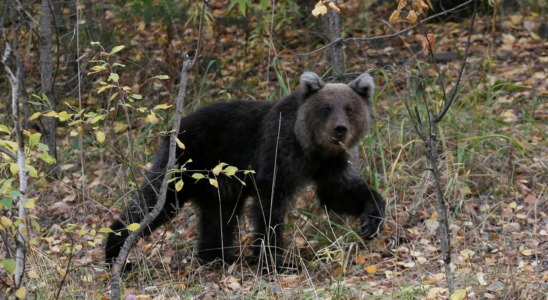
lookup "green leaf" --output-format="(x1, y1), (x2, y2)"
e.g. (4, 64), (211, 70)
(109, 45), (125, 55)
(9, 190), (22, 197)
(153, 103), (171, 110)
(98, 227), (115, 233)
(224, 166), (238, 176)
(109, 73), (120, 82)
(131, 94), (143, 100)
(0, 198), (13, 210)
(192, 173), (205, 180)
(29, 112), (42, 121)
(1, 259), (15, 274)
(9, 163), (18, 174)
(154, 75), (169, 80)
(39, 152), (57, 164)
(31, 219), (41, 231)
(26, 164), (38, 178)
(213, 163), (227, 176)
(112, 63), (126, 67)
(127, 223), (140, 231)
(244, 170), (256, 175)
(29, 133), (41, 147)
(37, 143), (50, 152)
(42, 94), (51, 106)
(175, 180), (184, 192)
(0, 125), (11, 134)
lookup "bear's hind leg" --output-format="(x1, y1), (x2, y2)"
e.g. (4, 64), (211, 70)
(196, 195), (245, 265)
(105, 182), (188, 268)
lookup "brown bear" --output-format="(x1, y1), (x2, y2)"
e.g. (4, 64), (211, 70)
(105, 71), (385, 271)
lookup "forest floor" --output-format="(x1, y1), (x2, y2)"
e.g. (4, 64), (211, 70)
(2, 0), (548, 299)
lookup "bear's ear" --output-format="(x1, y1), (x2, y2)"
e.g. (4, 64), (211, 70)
(300, 72), (325, 94)
(349, 73), (375, 106)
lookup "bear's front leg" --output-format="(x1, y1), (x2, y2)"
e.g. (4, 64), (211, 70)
(315, 166), (385, 239)
(250, 180), (293, 272)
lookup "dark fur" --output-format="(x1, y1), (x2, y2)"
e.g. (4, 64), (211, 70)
(105, 72), (385, 270)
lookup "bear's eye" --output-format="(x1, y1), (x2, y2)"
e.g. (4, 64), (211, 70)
(346, 108), (353, 115)
(322, 107), (331, 115)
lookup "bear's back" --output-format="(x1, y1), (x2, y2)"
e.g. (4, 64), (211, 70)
(177, 100), (273, 170)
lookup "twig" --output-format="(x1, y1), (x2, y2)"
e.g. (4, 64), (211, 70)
(53, 233), (75, 300)
(299, 0), (474, 56)
(0, 146), (17, 160)
(109, 1), (207, 299)
(434, 4), (477, 122)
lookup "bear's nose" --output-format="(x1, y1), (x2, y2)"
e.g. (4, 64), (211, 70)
(334, 124), (347, 136)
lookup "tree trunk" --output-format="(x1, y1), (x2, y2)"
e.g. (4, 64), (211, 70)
(320, 0), (344, 78)
(40, 0), (59, 178)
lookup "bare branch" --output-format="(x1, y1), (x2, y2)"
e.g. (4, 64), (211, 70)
(109, 1), (208, 299)
(434, 1), (478, 122)
(299, 0), (474, 56)
(0, 146), (17, 160)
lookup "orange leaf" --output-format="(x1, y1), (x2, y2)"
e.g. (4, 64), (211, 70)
(389, 10), (400, 23)
(422, 33), (435, 55)
(365, 265), (378, 274)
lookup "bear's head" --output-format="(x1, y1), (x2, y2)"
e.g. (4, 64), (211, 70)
(294, 71), (375, 157)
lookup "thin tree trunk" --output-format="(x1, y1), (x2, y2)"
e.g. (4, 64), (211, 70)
(2, 43), (29, 300)
(320, 0), (344, 77)
(40, 0), (59, 178)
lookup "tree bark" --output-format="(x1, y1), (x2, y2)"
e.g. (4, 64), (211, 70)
(320, 0), (344, 77)
(40, 0), (59, 177)
(2, 43), (29, 300)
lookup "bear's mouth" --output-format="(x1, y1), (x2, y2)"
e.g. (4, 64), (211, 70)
(330, 136), (344, 144)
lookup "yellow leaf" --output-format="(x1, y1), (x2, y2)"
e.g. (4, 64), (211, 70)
(520, 249), (534, 256)
(388, 10), (400, 23)
(91, 115), (105, 124)
(175, 180), (184, 192)
(1, 216), (12, 227)
(213, 163), (227, 175)
(328, 2), (340, 13)
(364, 265), (377, 273)
(153, 103), (172, 110)
(96, 131), (105, 143)
(450, 289), (467, 300)
(312, 4), (328, 17)
(460, 249), (476, 258)
(29, 112), (42, 121)
(175, 137), (185, 150)
(28, 270), (39, 279)
(43, 111), (58, 117)
(70, 131), (78, 137)
(397, 0), (407, 11)
(209, 178), (219, 188)
(15, 287), (26, 298)
(530, 32), (541, 40)
(499, 110), (518, 122)
(406, 10), (418, 24)
(58, 111), (72, 122)
(57, 266), (67, 278)
(416, 0), (429, 11)
(23, 198), (35, 209)
(146, 112), (158, 124)
(127, 223), (140, 231)
(9, 163), (18, 175)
